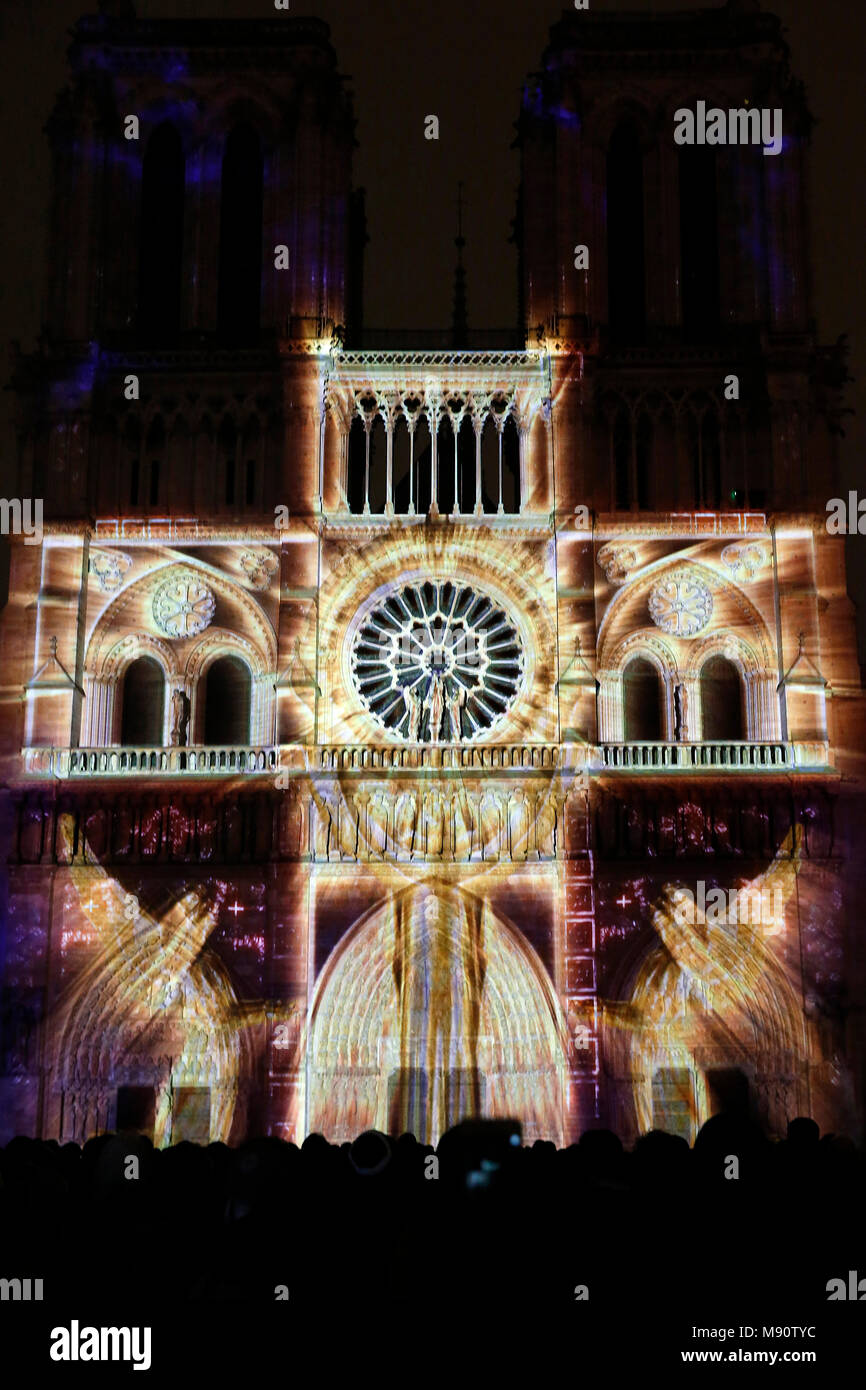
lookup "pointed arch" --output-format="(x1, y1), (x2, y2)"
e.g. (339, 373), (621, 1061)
(623, 655), (664, 741)
(201, 654), (252, 745)
(700, 654), (745, 741)
(308, 882), (567, 1146)
(138, 122), (185, 339)
(679, 143), (720, 338)
(607, 120), (646, 341)
(120, 656), (166, 746)
(217, 123), (264, 341)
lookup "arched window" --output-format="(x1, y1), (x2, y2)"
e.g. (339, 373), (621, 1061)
(347, 416), (366, 514)
(613, 406), (630, 510)
(679, 146), (720, 338)
(726, 412), (747, 508)
(145, 418), (164, 509)
(457, 415), (476, 514)
(368, 415), (387, 514)
(219, 416), (237, 509)
(203, 656), (252, 745)
(243, 419), (260, 509)
(623, 656), (663, 741)
(437, 417), (456, 514)
(607, 122), (646, 342)
(636, 413), (653, 510)
(392, 414), (411, 513)
(701, 410), (722, 509)
(170, 418), (191, 510)
(217, 124), (264, 341)
(700, 656), (745, 740)
(121, 657), (165, 746)
(139, 123), (185, 340)
(414, 415), (433, 516)
(654, 408), (676, 511)
(502, 416), (520, 514)
(685, 406), (722, 508)
(124, 417), (141, 507)
(480, 415), (499, 513)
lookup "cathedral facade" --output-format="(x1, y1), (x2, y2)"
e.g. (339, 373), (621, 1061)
(1, 2), (864, 1151)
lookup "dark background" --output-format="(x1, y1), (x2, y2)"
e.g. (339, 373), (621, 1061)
(1, 0), (863, 659)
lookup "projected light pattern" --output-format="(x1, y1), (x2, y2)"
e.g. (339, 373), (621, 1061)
(604, 828), (806, 1139)
(351, 580), (524, 741)
(308, 885), (566, 1146)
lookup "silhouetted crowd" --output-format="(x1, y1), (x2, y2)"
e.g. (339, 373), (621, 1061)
(1, 1116), (863, 1311)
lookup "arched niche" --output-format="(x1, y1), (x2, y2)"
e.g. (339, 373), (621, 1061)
(120, 656), (166, 746)
(623, 655), (664, 741)
(138, 122), (185, 340)
(201, 655), (252, 746)
(700, 654), (745, 741)
(217, 123), (264, 342)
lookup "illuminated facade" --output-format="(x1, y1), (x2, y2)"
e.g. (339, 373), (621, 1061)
(1, 4), (864, 1150)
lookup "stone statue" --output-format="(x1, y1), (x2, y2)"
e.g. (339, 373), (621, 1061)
(170, 688), (189, 747)
(367, 797), (388, 858)
(444, 681), (466, 742)
(313, 798), (332, 860)
(425, 673), (445, 743)
(403, 681), (423, 741)
(480, 793), (501, 861)
(453, 794), (473, 861)
(424, 792), (445, 858)
(674, 682), (690, 742)
(396, 793), (417, 860)
(536, 799), (556, 859)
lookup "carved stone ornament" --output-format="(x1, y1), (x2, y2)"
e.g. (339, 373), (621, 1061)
(351, 579), (524, 742)
(90, 549), (132, 593)
(597, 543), (637, 585)
(239, 549), (279, 591)
(152, 576), (216, 639)
(648, 570), (713, 638)
(721, 541), (769, 583)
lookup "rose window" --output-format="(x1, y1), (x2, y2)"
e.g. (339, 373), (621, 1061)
(351, 580), (524, 741)
(153, 576), (216, 639)
(648, 571), (713, 638)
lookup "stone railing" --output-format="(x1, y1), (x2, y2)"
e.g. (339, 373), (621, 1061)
(598, 741), (831, 771)
(21, 739), (832, 779)
(316, 743), (561, 771)
(23, 746), (279, 778)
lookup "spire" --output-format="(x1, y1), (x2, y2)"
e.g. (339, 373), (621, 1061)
(451, 181), (468, 349)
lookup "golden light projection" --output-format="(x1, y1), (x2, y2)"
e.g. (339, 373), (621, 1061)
(45, 823), (294, 1146)
(308, 883), (568, 1146)
(604, 828), (807, 1139)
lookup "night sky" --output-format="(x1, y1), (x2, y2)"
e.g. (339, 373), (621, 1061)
(1, 0), (863, 657)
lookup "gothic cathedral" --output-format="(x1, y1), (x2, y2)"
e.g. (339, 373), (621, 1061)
(2, 2), (864, 1152)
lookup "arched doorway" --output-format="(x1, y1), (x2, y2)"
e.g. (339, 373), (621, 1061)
(202, 656), (252, 745)
(308, 886), (566, 1146)
(700, 656), (745, 740)
(120, 657), (165, 746)
(623, 657), (663, 740)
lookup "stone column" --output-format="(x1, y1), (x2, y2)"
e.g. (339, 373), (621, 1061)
(385, 411), (394, 516)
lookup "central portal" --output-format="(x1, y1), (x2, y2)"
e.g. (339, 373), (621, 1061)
(307, 883), (566, 1146)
